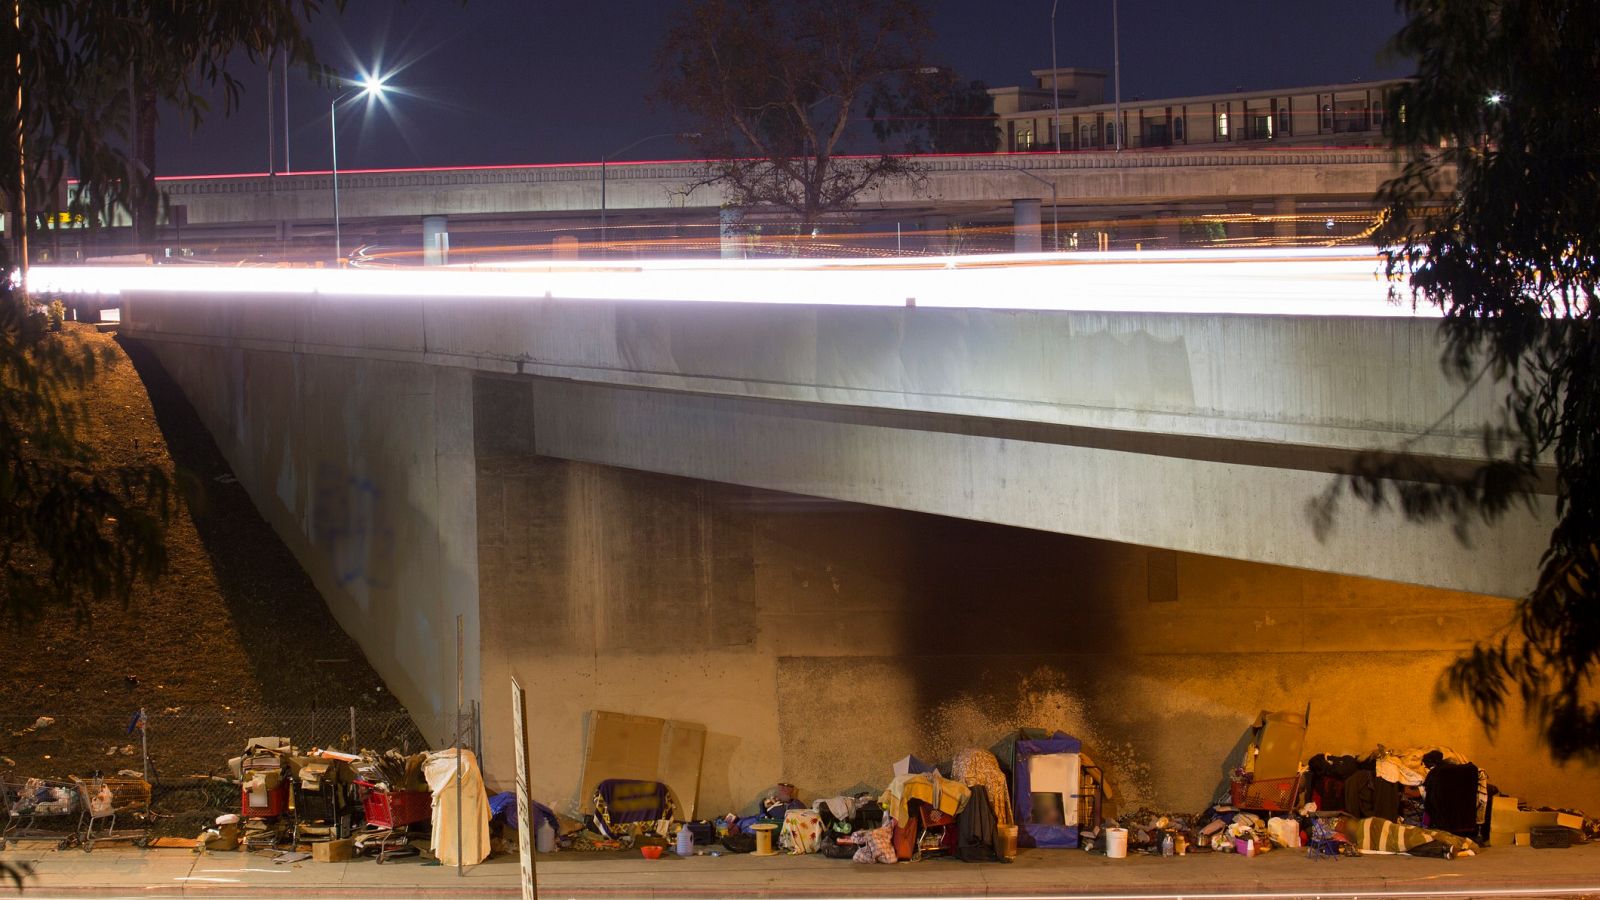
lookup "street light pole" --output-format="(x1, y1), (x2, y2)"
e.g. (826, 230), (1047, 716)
(600, 131), (699, 255)
(1113, 0), (1122, 152)
(330, 96), (341, 262)
(14, 0), (28, 290)
(329, 75), (387, 265)
(1050, 0), (1061, 153)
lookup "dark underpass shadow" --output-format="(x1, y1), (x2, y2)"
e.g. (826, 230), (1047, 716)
(117, 335), (408, 718)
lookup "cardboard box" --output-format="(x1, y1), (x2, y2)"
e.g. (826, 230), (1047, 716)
(1490, 795), (1562, 837)
(1247, 710), (1309, 781)
(312, 838), (354, 863)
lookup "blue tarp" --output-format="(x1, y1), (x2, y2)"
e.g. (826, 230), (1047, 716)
(1013, 731), (1082, 849)
(487, 791), (557, 831)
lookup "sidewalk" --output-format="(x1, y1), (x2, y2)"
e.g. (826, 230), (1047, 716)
(4, 840), (1600, 900)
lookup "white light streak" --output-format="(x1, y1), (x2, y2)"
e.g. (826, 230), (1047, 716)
(807, 889), (1600, 900)
(27, 248), (1429, 318)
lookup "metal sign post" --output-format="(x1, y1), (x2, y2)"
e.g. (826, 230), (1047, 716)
(511, 678), (537, 900)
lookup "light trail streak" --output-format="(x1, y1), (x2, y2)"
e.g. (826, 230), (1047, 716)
(28, 248), (1429, 318)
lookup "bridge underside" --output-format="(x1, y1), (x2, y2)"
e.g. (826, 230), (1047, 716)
(468, 371), (1582, 817)
(127, 312), (1587, 819)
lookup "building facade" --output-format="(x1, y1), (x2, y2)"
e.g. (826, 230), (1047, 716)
(989, 67), (1406, 153)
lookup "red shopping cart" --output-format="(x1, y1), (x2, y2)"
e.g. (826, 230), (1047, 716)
(355, 782), (430, 863)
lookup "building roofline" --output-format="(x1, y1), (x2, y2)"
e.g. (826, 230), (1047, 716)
(1028, 66), (1108, 78)
(994, 77), (1412, 116)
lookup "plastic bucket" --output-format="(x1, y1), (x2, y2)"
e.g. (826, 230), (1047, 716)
(1106, 827), (1129, 859)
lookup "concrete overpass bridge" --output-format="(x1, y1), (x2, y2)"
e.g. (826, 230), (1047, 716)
(143, 147), (1415, 255)
(38, 251), (1581, 820)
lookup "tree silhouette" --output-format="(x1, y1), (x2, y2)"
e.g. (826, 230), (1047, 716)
(1319, 0), (1599, 758)
(656, 0), (930, 234)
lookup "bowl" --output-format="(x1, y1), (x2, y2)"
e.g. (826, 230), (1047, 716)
(640, 845), (663, 859)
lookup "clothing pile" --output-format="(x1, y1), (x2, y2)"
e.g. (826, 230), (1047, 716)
(1304, 746), (1486, 838)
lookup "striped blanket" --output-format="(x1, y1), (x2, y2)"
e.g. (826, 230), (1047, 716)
(1353, 817), (1479, 855)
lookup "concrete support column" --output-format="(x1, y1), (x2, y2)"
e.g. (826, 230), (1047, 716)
(720, 207), (745, 259)
(921, 216), (951, 255)
(1013, 199), (1042, 254)
(1159, 208), (1184, 250)
(1273, 197), (1297, 241)
(422, 215), (450, 266)
(433, 366), (481, 751)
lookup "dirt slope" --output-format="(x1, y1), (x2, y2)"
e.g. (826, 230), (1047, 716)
(1, 323), (416, 787)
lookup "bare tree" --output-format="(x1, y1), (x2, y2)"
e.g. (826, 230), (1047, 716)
(656, 0), (930, 234)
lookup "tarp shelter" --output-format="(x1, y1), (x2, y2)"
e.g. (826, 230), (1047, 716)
(893, 755), (934, 776)
(1012, 731), (1082, 849)
(424, 748), (491, 867)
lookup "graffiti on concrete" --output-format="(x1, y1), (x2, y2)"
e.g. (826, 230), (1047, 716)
(312, 462), (395, 589)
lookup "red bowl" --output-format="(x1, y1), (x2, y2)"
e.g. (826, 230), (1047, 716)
(640, 845), (663, 859)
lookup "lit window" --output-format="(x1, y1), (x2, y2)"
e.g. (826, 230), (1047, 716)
(1217, 112), (1229, 137)
(1017, 128), (1034, 150)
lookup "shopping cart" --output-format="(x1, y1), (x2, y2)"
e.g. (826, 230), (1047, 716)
(3, 778), (81, 850)
(355, 783), (430, 864)
(71, 776), (152, 851)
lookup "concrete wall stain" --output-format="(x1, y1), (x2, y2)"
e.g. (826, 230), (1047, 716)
(475, 434), (1600, 816)
(311, 462), (395, 589)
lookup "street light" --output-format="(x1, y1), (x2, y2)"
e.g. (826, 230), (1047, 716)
(600, 132), (699, 255)
(330, 74), (388, 265)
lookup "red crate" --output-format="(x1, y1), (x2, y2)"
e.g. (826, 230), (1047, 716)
(362, 790), (431, 829)
(1230, 775), (1300, 812)
(240, 782), (289, 818)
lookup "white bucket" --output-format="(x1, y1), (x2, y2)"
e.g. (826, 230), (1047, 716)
(1106, 827), (1129, 859)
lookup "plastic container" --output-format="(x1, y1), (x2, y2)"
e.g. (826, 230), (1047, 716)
(997, 824), (1019, 860)
(640, 845), (663, 859)
(1105, 827), (1128, 859)
(676, 827), (695, 857)
(536, 819), (556, 853)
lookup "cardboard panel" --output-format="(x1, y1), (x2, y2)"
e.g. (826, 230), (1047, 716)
(577, 711), (705, 820)
(1249, 709), (1309, 781)
(659, 720), (707, 820)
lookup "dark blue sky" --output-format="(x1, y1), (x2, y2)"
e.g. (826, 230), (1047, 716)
(157, 0), (1412, 176)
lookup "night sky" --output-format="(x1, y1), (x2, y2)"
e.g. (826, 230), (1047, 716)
(156, 0), (1412, 177)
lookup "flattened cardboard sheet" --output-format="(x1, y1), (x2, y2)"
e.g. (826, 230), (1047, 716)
(578, 711), (706, 819)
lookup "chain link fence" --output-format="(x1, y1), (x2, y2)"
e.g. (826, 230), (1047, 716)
(2, 707), (429, 838)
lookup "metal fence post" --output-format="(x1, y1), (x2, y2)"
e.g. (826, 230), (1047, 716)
(140, 707), (150, 781)
(456, 615), (464, 877)
(349, 706), (357, 751)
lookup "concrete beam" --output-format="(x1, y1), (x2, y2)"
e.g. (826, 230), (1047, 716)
(157, 148), (1420, 227)
(524, 377), (1546, 599)
(123, 288), (1546, 597)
